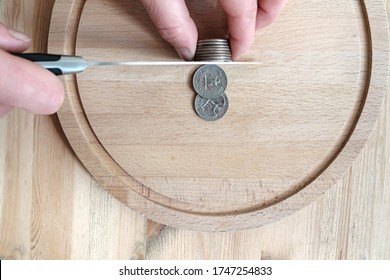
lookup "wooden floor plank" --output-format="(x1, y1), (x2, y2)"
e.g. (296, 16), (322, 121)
(1, 0), (389, 260)
(0, 0), (147, 260)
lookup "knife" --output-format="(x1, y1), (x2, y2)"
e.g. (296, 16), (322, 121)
(13, 53), (260, 76)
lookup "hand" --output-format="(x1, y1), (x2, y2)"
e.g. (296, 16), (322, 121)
(0, 24), (64, 117)
(140, 0), (288, 60)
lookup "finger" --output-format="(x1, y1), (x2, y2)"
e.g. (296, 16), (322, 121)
(0, 49), (64, 115)
(0, 104), (13, 117)
(256, 0), (288, 30)
(219, 0), (258, 60)
(140, 0), (198, 60)
(0, 23), (31, 52)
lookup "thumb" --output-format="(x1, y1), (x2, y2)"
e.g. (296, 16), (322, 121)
(140, 0), (198, 60)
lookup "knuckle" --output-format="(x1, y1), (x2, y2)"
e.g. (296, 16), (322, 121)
(157, 22), (186, 43)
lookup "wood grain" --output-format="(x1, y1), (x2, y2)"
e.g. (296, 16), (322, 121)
(0, 0), (390, 259)
(50, 0), (389, 231)
(0, 0), (146, 260)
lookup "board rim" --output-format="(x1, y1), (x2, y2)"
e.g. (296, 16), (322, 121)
(50, 0), (390, 231)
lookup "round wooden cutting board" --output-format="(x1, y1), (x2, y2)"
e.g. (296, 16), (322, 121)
(48, 0), (389, 231)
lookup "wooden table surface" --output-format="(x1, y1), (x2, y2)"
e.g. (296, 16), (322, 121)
(1, 0), (389, 260)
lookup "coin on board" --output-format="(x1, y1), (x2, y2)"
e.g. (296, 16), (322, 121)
(194, 92), (229, 122)
(192, 64), (228, 100)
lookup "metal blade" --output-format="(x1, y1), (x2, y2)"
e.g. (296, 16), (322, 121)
(89, 61), (262, 67)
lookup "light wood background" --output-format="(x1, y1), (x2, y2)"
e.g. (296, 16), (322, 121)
(1, 0), (390, 259)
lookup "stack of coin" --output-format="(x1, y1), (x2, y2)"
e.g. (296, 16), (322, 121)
(191, 39), (232, 121)
(194, 39), (232, 62)
(192, 64), (229, 121)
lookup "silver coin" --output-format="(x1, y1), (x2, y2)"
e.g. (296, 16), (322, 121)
(194, 55), (232, 60)
(195, 39), (232, 62)
(194, 93), (229, 121)
(194, 58), (232, 62)
(192, 65), (228, 99)
(197, 43), (229, 46)
(195, 53), (231, 56)
(195, 50), (231, 55)
(197, 44), (230, 49)
(196, 58), (232, 62)
(194, 55), (231, 59)
(196, 47), (231, 50)
(197, 39), (230, 44)
(195, 51), (231, 55)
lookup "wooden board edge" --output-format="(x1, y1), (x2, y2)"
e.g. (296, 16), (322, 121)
(49, 0), (390, 231)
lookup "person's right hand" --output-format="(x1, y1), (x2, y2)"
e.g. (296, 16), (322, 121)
(140, 0), (288, 61)
(0, 23), (64, 117)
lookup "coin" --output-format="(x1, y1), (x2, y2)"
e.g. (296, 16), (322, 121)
(197, 39), (230, 45)
(194, 93), (229, 122)
(193, 55), (231, 62)
(194, 39), (232, 62)
(192, 39), (232, 121)
(192, 64), (228, 99)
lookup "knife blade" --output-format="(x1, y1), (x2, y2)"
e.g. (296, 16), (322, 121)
(13, 53), (261, 76)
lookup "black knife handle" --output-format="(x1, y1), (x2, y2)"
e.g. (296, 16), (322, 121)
(13, 53), (61, 62)
(13, 53), (63, 75)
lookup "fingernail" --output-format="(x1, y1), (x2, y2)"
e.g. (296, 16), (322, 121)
(175, 48), (194, 61)
(8, 28), (31, 42)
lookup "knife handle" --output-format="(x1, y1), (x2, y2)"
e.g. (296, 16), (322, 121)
(13, 53), (64, 75)
(13, 53), (88, 75)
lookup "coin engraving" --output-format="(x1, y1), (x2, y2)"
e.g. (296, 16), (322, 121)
(194, 93), (229, 122)
(193, 65), (228, 100)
